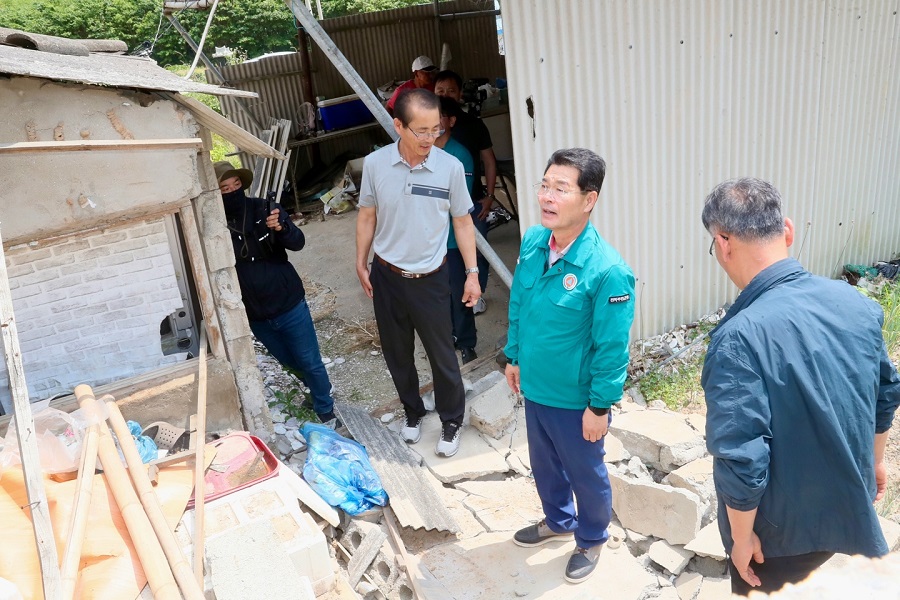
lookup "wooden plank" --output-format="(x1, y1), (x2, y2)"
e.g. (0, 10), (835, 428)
(164, 93), (284, 160)
(192, 328), (209, 586)
(0, 228), (62, 599)
(178, 205), (227, 357)
(333, 403), (458, 533)
(0, 139), (202, 153)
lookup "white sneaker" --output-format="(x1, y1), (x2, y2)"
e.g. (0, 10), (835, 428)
(473, 297), (486, 315)
(401, 415), (424, 444)
(435, 421), (462, 457)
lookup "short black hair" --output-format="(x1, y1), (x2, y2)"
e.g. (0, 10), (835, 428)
(394, 88), (440, 126)
(438, 95), (461, 120)
(435, 69), (463, 89)
(544, 148), (606, 193)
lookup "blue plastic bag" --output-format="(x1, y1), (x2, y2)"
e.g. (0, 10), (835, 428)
(300, 422), (388, 515)
(127, 421), (159, 464)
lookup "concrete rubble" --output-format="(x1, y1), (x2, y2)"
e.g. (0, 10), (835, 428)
(252, 369), (899, 600)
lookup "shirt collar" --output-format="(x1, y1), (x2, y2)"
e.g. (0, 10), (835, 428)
(715, 257), (807, 330)
(389, 139), (434, 171)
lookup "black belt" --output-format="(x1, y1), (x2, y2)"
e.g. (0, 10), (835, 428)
(375, 255), (446, 279)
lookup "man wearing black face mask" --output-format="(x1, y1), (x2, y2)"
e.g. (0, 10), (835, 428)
(213, 161), (338, 427)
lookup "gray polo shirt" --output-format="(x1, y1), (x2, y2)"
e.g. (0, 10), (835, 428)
(359, 141), (472, 272)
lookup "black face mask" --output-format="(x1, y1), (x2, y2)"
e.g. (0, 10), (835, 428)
(221, 188), (247, 216)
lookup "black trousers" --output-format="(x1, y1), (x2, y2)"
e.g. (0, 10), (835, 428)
(371, 258), (466, 425)
(447, 248), (477, 349)
(730, 551), (834, 596)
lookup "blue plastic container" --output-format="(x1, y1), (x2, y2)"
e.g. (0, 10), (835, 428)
(317, 94), (375, 131)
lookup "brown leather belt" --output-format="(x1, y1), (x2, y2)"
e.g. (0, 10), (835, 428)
(375, 255), (446, 279)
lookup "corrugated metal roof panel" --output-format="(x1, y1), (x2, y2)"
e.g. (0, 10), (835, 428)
(502, 0), (900, 337)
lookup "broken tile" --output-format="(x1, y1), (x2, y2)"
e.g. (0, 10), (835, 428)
(648, 540), (694, 575)
(684, 522), (726, 561)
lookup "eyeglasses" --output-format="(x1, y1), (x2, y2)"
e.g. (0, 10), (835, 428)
(407, 127), (445, 140)
(533, 182), (587, 201)
(709, 233), (729, 256)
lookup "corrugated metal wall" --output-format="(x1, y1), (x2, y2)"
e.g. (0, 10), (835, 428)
(502, 0), (900, 338)
(311, 0), (505, 99)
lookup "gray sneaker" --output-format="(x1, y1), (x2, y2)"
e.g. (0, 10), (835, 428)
(564, 545), (602, 583)
(435, 421), (461, 457)
(513, 519), (574, 547)
(401, 415), (424, 444)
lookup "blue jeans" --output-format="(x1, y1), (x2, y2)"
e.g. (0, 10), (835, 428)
(525, 399), (612, 548)
(249, 299), (334, 418)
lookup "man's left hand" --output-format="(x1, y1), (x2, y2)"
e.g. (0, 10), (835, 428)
(266, 208), (283, 231)
(582, 408), (609, 442)
(462, 274), (481, 307)
(476, 196), (494, 221)
(875, 460), (887, 502)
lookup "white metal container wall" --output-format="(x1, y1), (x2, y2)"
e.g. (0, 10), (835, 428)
(502, 0), (900, 338)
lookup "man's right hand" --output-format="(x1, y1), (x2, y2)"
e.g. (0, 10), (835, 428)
(356, 264), (373, 299)
(730, 532), (764, 588)
(505, 363), (520, 394)
(875, 460), (887, 502)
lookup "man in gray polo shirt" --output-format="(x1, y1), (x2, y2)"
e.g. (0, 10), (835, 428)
(356, 88), (481, 458)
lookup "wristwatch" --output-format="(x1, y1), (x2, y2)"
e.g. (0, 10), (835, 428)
(588, 406), (610, 416)
(465, 267), (480, 275)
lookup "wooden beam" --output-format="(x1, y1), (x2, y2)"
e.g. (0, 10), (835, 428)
(178, 204), (226, 358)
(0, 139), (202, 154)
(0, 227), (62, 599)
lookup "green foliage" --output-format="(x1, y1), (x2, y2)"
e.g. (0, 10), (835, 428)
(318, 0), (437, 18)
(876, 280), (900, 357)
(637, 356), (706, 411)
(0, 0), (298, 67)
(267, 366), (318, 423)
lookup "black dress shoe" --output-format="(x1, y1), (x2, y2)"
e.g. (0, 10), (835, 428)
(460, 347), (478, 364)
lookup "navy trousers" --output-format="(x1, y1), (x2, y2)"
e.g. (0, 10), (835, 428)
(447, 247), (476, 349)
(249, 298), (334, 418)
(525, 399), (612, 549)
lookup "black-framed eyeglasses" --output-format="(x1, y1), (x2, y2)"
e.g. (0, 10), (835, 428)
(407, 127), (445, 140)
(709, 233), (729, 256)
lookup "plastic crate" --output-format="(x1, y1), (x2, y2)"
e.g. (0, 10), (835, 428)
(317, 94), (375, 131)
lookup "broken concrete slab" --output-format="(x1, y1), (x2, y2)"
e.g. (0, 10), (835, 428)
(674, 570), (703, 600)
(695, 576), (730, 600)
(468, 370), (507, 397)
(684, 522), (727, 561)
(509, 406), (530, 472)
(347, 526), (388, 587)
(206, 521), (314, 600)
(432, 480), (487, 540)
(655, 587), (681, 600)
(484, 433), (512, 457)
(665, 456), (716, 523)
(604, 432), (630, 463)
(410, 412), (510, 483)
(649, 540), (694, 575)
(609, 470), (702, 545)
(684, 413), (706, 434)
(469, 377), (518, 439)
(609, 409), (706, 471)
(879, 515), (900, 551)
(455, 478), (544, 533)
(419, 531), (658, 600)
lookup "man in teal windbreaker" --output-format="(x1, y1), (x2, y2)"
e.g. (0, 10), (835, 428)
(504, 148), (635, 584)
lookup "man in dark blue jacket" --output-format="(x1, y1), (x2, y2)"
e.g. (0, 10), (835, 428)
(215, 161), (337, 426)
(701, 177), (900, 595)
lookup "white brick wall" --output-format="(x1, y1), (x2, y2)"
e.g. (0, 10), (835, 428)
(0, 218), (185, 410)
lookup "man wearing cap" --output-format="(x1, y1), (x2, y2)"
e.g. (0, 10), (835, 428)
(356, 89), (480, 458)
(505, 148), (635, 584)
(214, 161), (339, 427)
(386, 55), (438, 116)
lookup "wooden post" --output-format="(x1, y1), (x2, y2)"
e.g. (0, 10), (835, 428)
(74, 385), (181, 600)
(192, 327), (209, 585)
(102, 394), (205, 600)
(0, 227), (62, 599)
(59, 422), (100, 599)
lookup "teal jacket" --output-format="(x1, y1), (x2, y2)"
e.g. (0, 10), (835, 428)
(505, 224), (635, 410)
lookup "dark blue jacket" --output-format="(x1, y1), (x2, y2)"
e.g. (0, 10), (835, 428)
(701, 258), (900, 558)
(224, 194), (306, 321)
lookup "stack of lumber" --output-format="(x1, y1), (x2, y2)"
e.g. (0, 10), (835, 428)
(248, 118), (292, 204)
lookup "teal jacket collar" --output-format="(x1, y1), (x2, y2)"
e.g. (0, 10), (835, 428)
(533, 222), (597, 270)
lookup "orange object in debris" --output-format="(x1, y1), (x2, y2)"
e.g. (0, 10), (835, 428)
(0, 460), (196, 600)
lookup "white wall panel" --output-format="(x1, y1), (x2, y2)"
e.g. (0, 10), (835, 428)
(502, 0), (900, 337)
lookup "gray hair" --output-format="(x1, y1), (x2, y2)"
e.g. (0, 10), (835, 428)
(701, 177), (785, 240)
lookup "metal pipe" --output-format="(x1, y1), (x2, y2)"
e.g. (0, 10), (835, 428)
(475, 228), (513, 289)
(438, 9), (500, 20)
(184, 0), (221, 80)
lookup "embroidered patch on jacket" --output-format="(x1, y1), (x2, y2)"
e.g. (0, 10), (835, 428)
(563, 274), (578, 290)
(608, 294), (631, 304)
